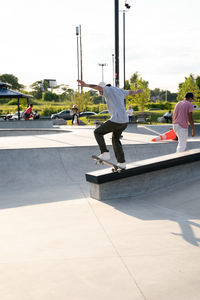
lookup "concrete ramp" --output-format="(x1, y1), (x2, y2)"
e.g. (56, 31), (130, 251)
(1, 142), (200, 192)
(1, 141), (200, 209)
(1, 132), (200, 299)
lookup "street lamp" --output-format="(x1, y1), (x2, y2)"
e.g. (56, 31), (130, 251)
(122, 1), (131, 89)
(112, 54), (115, 86)
(76, 25), (83, 93)
(98, 63), (107, 82)
(115, 0), (119, 87)
(76, 26), (80, 92)
(79, 24), (83, 93)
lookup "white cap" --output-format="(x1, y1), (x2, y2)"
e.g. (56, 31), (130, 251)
(98, 81), (106, 87)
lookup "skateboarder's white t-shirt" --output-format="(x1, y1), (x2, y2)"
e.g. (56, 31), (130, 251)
(103, 86), (129, 123)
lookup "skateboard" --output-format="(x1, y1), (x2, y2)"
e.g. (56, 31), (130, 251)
(92, 155), (124, 173)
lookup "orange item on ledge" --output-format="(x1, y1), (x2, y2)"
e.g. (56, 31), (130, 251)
(152, 128), (177, 142)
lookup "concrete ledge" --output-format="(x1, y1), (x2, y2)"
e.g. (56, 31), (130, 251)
(0, 120), (53, 128)
(86, 149), (200, 200)
(0, 128), (69, 136)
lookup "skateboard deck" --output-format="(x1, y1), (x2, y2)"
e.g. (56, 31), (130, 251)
(92, 155), (124, 173)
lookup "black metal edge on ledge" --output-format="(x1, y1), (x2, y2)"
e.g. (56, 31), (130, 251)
(85, 151), (200, 184)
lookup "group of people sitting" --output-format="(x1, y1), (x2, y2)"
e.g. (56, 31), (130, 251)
(5, 104), (40, 121)
(23, 104), (40, 120)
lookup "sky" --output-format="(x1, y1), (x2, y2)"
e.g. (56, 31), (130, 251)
(1, 0), (200, 92)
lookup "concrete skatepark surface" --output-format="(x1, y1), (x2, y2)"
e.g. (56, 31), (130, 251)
(1, 124), (200, 300)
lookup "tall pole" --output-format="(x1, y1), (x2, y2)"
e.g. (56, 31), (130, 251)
(165, 90), (168, 102)
(115, 0), (119, 87)
(122, 2), (131, 89)
(112, 54), (115, 86)
(123, 10), (126, 89)
(98, 63), (107, 82)
(79, 24), (83, 93)
(76, 26), (80, 92)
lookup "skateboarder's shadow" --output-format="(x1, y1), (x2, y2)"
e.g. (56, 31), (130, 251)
(103, 179), (200, 247)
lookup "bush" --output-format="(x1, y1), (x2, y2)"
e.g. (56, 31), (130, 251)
(7, 99), (20, 105)
(7, 99), (37, 106)
(40, 106), (67, 116)
(0, 99), (9, 104)
(145, 102), (172, 110)
(83, 104), (107, 113)
(44, 91), (59, 102)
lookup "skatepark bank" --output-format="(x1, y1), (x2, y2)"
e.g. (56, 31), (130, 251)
(1, 126), (200, 300)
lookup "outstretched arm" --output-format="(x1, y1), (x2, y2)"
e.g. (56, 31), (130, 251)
(129, 89), (143, 96)
(77, 80), (103, 92)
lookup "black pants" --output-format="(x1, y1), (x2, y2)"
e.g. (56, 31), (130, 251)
(94, 120), (127, 163)
(164, 116), (172, 123)
(72, 113), (79, 125)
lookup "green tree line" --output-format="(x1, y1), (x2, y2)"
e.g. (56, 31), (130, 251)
(1, 73), (200, 112)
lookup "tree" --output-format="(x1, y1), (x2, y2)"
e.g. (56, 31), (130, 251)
(178, 74), (200, 101)
(196, 76), (200, 90)
(0, 74), (23, 90)
(30, 82), (43, 99)
(127, 72), (150, 111)
(73, 92), (92, 112)
(124, 80), (130, 90)
(150, 89), (177, 102)
(54, 84), (75, 101)
(44, 91), (59, 101)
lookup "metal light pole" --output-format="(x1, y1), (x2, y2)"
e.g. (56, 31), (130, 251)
(79, 24), (83, 93)
(76, 26), (80, 92)
(115, 0), (119, 87)
(122, 2), (131, 89)
(112, 54), (115, 86)
(98, 63), (107, 82)
(165, 90), (168, 102)
(123, 10), (126, 89)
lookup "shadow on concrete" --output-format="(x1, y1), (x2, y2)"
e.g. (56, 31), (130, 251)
(104, 177), (200, 247)
(0, 184), (89, 210)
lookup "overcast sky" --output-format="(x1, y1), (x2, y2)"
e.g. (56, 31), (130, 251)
(1, 0), (200, 92)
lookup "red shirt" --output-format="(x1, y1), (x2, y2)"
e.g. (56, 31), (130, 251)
(173, 100), (193, 128)
(25, 107), (32, 114)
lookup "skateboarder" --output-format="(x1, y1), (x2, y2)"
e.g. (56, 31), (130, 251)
(77, 80), (143, 169)
(173, 92), (195, 152)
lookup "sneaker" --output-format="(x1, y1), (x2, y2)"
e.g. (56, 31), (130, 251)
(98, 152), (110, 161)
(117, 162), (126, 169)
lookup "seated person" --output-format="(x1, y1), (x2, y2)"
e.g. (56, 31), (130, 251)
(33, 110), (39, 119)
(24, 104), (33, 120)
(5, 112), (12, 120)
(163, 110), (172, 123)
